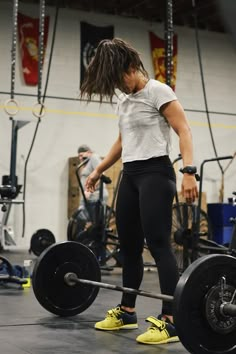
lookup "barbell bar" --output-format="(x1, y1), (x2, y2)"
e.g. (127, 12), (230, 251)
(64, 272), (173, 302)
(32, 241), (236, 354)
(64, 272), (236, 317)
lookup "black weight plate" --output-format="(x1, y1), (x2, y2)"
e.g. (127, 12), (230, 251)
(32, 241), (101, 316)
(30, 229), (56, 256)
(174, 254), (236, 354)
(67, 209), (87, 241)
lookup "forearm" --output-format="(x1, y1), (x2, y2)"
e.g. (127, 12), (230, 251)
(95, 136), (122, 175)
(162, 100), (198, 202)
(178, 127), (194, 167)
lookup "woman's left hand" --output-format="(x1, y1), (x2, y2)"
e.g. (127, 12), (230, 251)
(181, 175), (199, 204)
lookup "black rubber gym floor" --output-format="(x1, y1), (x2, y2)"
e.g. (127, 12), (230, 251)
(0, 250), (189, 354)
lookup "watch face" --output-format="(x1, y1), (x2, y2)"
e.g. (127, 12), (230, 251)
(185, 166), (197, 174)
(180, 166), (197, 174)
(179, 166), (197, 175)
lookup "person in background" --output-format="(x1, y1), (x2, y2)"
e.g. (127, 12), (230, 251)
(80, 38), (198, 345)
(77, 144), (109, 221)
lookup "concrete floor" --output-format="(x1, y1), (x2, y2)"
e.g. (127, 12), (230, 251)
(0, 249), (189, 354)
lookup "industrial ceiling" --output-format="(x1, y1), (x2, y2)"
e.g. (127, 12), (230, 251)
(21, 0), (228, 33)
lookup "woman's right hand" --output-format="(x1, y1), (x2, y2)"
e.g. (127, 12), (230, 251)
(85, 169), (101, 193)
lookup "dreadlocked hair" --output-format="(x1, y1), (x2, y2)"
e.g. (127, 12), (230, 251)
(80, 38), (149, 103)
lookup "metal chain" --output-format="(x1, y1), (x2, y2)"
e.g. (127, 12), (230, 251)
(10, 0), (19, 99)
(38, 0), (46, 104)
(165, 0), (174, 87)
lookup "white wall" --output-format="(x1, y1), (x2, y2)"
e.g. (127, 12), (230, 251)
(0, 0), (235, 248)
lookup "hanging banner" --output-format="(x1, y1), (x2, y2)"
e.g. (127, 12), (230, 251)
(149, 31), (178, 91)
(18, 12), (50, 86)
(80, 22), (114, 87)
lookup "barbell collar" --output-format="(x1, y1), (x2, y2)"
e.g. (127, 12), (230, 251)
(221, 303), (236, 317)
(64, 272), (174, 302)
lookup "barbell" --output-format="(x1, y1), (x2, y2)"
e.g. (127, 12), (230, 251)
(32, 241), (236, 354)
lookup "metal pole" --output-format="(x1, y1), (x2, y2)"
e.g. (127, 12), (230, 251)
(7, 0), (19, 188)
(64, 273), (174, 302)
(9, 120), (18, 187)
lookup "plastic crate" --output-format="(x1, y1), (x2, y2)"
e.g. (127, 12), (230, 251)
(207, 203), (236, 227)
(211, 226), (233, 245)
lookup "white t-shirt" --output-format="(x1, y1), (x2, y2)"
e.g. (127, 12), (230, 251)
(80, 153), (108, 204)
(117, 79), (177, 163)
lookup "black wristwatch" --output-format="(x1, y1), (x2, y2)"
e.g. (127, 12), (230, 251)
(179, 165), (197, 175)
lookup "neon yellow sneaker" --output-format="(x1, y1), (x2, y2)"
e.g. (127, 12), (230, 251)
(136, 316), (179, 345)
(95, 305), (138, 331)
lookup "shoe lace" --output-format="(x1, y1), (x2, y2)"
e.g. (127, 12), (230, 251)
(107, 306), (123, 318)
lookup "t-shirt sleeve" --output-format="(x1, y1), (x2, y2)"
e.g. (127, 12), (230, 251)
(115, 101), (119, 116)
(90, 154), (102, 169)
(115, 93), (125, 116)
(151, 82), (177, 111)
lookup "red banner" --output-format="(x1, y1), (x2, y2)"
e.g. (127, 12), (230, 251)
(18, 13), (50, 86)
(149, 31), (178, 91)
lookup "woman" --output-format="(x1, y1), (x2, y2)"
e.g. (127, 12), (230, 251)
(81, 38), (198, 345)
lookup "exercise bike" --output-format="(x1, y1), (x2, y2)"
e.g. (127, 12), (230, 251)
(67, 158), (123, 269)
(171, 155), (235, 273)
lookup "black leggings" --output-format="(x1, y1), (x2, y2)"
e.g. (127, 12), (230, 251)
(116, 160), (179, 315)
